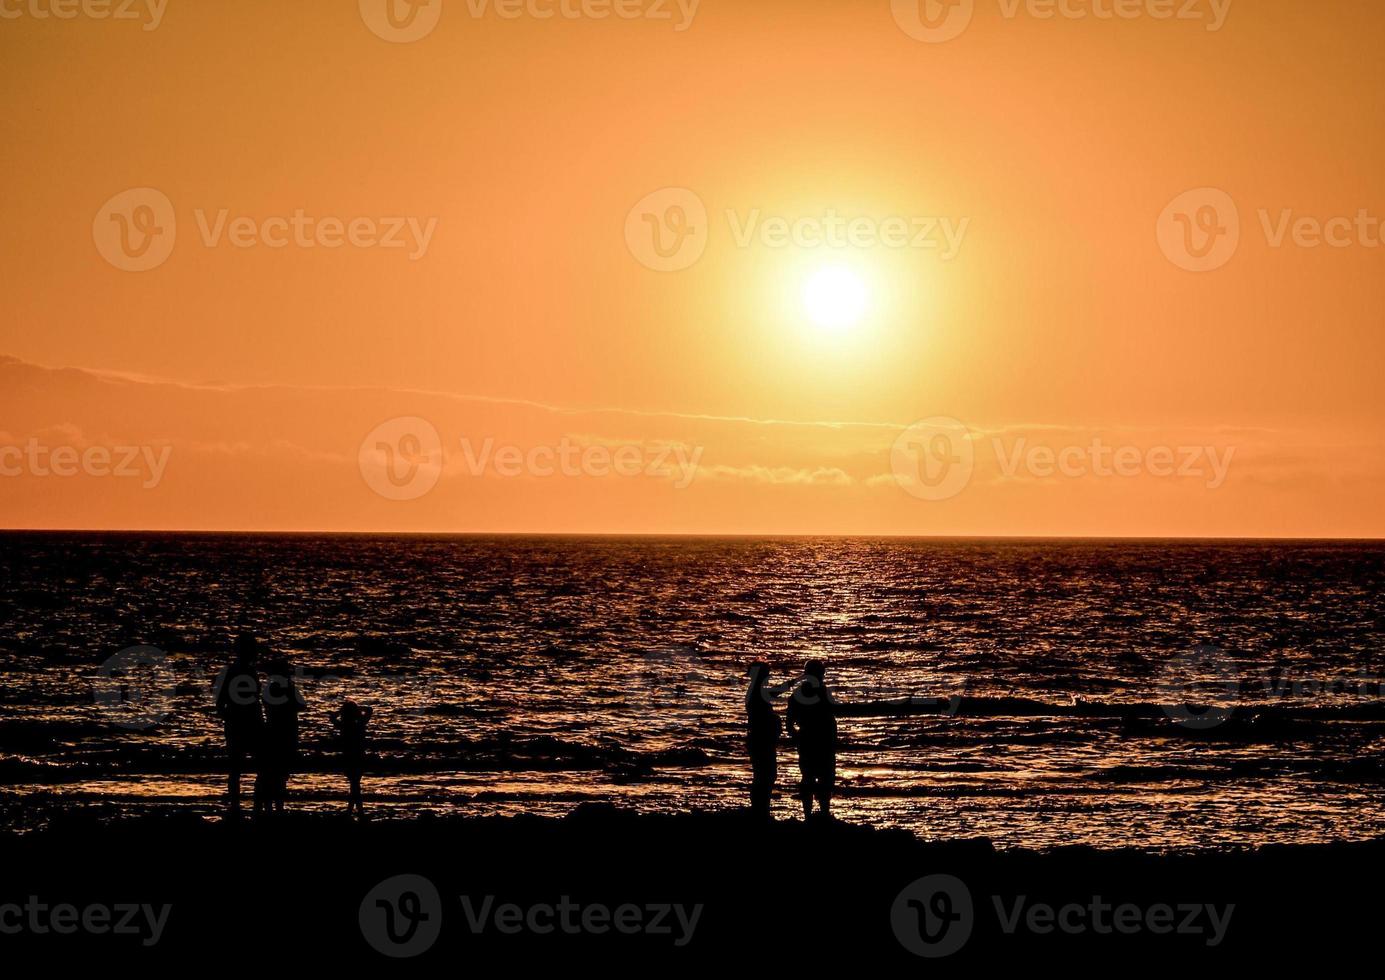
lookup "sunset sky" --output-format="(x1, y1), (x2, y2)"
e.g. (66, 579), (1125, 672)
(2, 0), (1382, 535)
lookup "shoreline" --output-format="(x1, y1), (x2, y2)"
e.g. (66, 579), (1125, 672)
(5, 784), (1378, 854)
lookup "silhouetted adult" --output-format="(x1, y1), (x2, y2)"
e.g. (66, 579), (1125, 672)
(260, 653), (305, 814)
(745, 662), (793, 821)
(214, 633), (264, 810)
(786, 659), (838, 820)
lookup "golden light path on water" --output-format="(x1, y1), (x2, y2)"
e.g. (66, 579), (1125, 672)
(3, 535), (1383, 849)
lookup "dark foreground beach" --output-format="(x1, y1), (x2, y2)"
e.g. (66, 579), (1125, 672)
(2, 806), (1378, 966)
(5, 534), (1382, 963)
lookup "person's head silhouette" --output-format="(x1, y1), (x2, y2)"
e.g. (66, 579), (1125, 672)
(793, 659), (827, 706)
(233, 632), (259, 667)
(747, 661), (770, 688)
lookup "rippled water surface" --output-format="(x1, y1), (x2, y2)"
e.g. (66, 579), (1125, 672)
(2, 532), (1384, 850)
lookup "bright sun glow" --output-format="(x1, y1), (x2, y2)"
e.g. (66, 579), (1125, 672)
(802, 266), (869, 332)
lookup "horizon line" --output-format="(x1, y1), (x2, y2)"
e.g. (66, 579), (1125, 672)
(2, 527), (1382, 543)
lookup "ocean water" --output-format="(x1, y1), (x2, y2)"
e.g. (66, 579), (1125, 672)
(2, 532), (1384, 850)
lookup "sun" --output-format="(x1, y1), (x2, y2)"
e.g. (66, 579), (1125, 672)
(802, 265), (869, 332)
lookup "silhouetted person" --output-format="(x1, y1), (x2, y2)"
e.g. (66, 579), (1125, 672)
(260, 653), (304, 815)
(214, 633), (264, 811)
(745, 662), (797, 821)
(329, 700), (374, 817)
(787, 659), (838, 820)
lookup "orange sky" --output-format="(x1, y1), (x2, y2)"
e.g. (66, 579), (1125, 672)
(2, 0), (1382, 535)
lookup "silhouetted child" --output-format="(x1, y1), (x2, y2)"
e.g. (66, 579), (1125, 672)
(329, 700), (373, 816)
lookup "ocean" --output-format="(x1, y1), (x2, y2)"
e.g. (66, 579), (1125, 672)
(2, 532), (1383, 850)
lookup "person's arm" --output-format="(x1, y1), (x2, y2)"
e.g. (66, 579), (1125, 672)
(764, 677), (801, 698)
(213, 667), (230, 716)
(785, 689), (800, 739)
(826, 685), (841, 712)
